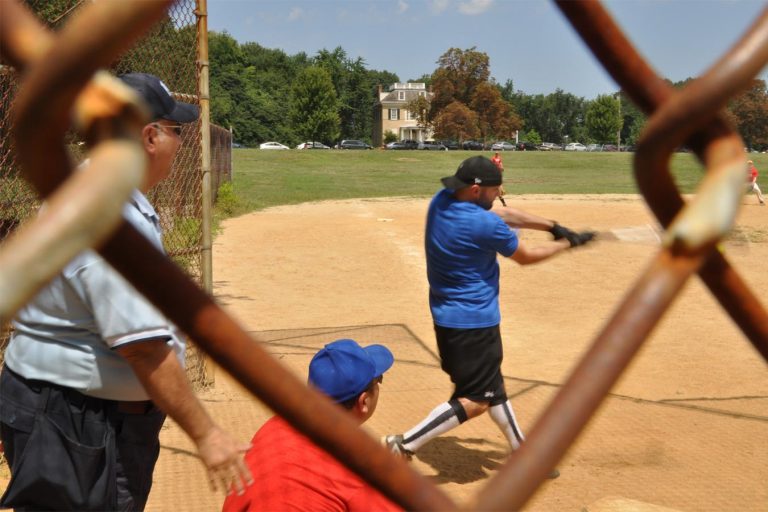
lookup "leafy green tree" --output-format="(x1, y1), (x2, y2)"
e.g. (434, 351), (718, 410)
(523, 129), (542, 144)
(433, 101), (478, 142)
(409, 73), (433, 87)
(618, 92), (645, 145)
(586, 94), (622, 143)
(313, 47), (389, 142)
(209, 31), (245, 69)
(383, 130), (398, 144)
(729, 79), (768, 150)
(339, 57), (372, 141)
(498, 79), (516, 103)
(289, 67), (340, 144)
(510, 88), (587, 143)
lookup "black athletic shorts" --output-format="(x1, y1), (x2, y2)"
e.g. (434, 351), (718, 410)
(434, 324), (507, 406)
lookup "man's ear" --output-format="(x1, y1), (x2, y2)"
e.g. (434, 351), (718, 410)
(356, 390), (371, 416)
(142, 124), (157, 155)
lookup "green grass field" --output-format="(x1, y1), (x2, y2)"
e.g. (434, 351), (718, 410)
(224, 148), (766, 217)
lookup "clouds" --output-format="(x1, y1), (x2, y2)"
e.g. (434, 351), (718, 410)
(423, 0), (495, 16)
(429, 0), (450, 13)
(287, 7), (304, 21)
(398, 0), (409, 14)
(457, 0), (493, 15)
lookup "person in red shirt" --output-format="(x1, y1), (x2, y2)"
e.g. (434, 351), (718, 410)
(490, 152), (504, 171)
(490, 152), (508, 205)
(222, 339), (400, 512)
(746, 160), (765, 205)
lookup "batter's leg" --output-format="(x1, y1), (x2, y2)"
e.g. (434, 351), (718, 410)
(488, 400), (525, 450)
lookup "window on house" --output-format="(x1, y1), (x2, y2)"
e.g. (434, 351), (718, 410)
(389, 108), (399, 120)
(419, 91), (426, 97)
(398, 91), (405, 100)
(406, 110), (415, 121)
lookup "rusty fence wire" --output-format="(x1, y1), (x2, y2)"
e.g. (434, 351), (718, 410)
(210, 123), (233, 203)
(0, 1), (766, 511)
(0, 0), (232, 388)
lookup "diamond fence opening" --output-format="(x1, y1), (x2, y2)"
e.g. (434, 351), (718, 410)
(0, 0), (231, 389)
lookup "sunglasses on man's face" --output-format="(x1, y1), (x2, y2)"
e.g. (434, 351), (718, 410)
(154, 123), (183, 137)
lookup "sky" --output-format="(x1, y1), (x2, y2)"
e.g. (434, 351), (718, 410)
(206, 0), (768, 99)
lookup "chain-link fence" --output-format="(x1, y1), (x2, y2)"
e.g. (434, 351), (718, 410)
(0, 0), (231, 388)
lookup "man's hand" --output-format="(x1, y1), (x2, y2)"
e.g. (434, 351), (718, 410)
(549, 223), (595, 248)
(567, 231), (596, 247)
(119, 341), (254, 496)
(549, 222), (575, 241)
(196, 425), (253, 495)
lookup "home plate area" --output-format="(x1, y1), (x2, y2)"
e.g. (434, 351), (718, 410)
(144, 322), (767, 511)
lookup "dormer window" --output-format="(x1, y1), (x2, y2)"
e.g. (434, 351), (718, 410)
(398, 91), (405, 100)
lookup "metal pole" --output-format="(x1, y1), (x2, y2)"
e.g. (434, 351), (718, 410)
(617, 94), (621, 150)
(196, 0), (215, 382)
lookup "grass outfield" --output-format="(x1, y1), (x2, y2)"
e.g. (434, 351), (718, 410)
(226, 148), (765, 215)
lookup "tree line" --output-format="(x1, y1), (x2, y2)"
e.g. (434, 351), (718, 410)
(209, 33), (768, 150)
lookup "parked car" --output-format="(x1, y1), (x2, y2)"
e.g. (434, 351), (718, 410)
(539, 142), (561, 151)
(399, 139), (419, 150)
(516, 142), (539, 151)
(564, 142), (587, 152)
(438, 140), (460, 150)
(259, 141), (290, 150)
(296, 141), (331, 150)
(602, 144), (619, 152)
(462, 140), (485, 150)
(621, 144), (637, 152)
(385, 141), (407, 150)
(418, 140), (448, 150)
(339, 139), (372, 150)
(586, 143), (601, 152)
(491, 141), (515, 151)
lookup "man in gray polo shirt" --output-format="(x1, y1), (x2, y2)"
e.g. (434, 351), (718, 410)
(0, 73), (252, 510)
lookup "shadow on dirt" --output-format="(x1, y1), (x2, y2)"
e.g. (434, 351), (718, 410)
(416, 436), (508, 484)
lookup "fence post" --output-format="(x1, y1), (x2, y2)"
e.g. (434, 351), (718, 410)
(196, 0), (215, 383)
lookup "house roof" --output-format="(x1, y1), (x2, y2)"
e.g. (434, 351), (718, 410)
(378, 90), (432, 106)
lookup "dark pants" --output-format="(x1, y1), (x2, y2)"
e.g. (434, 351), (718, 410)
(434, 324), (508, 406)
(0, 367), (166, 511)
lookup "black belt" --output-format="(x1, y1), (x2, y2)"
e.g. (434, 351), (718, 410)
(115, 400), (153, 414)
(8, 367), (153, 415)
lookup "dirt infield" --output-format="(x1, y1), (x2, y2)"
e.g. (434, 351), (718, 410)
(144, 194), (766, 511)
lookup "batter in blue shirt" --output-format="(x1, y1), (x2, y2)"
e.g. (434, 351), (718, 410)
(385, 156), (594, 479)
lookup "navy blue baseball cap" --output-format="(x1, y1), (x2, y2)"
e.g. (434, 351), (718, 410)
(118, 72), (199, 124)
(441, 155), (502, 189)
(308, 339), (394, 403)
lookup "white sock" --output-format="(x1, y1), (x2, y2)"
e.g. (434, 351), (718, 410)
(488, 401), (525, 450)
(402, 401), (462, 452)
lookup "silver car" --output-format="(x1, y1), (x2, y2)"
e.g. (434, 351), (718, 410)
(491, 141), (516, 151)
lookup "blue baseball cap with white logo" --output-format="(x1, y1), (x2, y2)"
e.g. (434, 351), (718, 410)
(308, 339), (394, 403)
(118, 72), (199, 124)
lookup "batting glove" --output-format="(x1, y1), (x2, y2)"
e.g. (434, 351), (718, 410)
(549, 222), (573, 241)
(569, 231), (596, 247)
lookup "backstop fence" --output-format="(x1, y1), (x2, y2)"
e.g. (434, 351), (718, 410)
(0, 1), (766, 510)
(0, 0), (232, 388)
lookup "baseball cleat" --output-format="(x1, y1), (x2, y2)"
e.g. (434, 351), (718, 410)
(383, 434), (414, 460)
